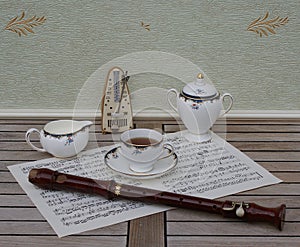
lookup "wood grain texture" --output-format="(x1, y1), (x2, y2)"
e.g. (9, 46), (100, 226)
(163, 118), (300, 246)
(167, 221), (300, 236)
(0, 221), (127, 235)
(167, 208), (300, 222)
(167, 237), (300, 247)
(1, 118), (300, 246)
(0, 236), (126, 247)
(128, 213), (165, 247)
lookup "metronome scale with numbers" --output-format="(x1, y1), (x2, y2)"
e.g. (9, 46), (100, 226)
(101, 67), (133, 133)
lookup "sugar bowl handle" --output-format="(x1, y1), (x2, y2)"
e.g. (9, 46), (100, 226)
(167, 89), (179, 113)
(25, 128), (46, 153)
(220, 93), (233, 117)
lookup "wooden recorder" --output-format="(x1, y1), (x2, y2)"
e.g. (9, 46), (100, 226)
(29, 168), (286, 230)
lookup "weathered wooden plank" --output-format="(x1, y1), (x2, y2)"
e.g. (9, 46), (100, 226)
(1, 171), (17, 182)
(0, 183), (29, 194)
(0, 141), (113, 151)
(164, 124), (300, 133)
(167, 236), (300, 247)
(2, 206), (298, 222)
(3, 121), (300, 136)
(1, 118), (299, 247)
(272, 172), (300, 183)
(0, 132), (120, 142)
(0, 119), (101, 125)
(0, 208), (44, 220)
(0, 142), (35, 151)
(0, 150), (55, 160)
(128, 212), (165, 247)
(0, 221), (127, 235)
(0, 124), (44, 131)
(0, 132), (27, 141)
(231, 142), (300, 151)
(167, 221), (299, 236)
(0, 119), (55, 124)
(0, 118), (298, 125)
(213, 124), (300, 133)
(220, 119), (300, 125)
(164, 119), (300, 127)
(167, 208), (299, 222)
(222, 124), (300, 133)
(163, 129), (300, 141)
(0, 118), (164, 125)
(226, 133), (300, 142)
(0, 161), (27, 171)
(0, 195), (34, 206)
(258, 162), (300, 172)
(2, 131), (300, 142)
(0, 145), (116, 160)
(0, 236), (126, 247)
(237, 184), (300, 195)
(244, 151), (300, 162)
(0, 123), (102, 132)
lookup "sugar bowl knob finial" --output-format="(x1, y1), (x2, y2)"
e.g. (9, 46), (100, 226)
(197, 73), (204, 79)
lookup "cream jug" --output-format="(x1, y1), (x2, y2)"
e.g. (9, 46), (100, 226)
(167, 73), (233, 142)
(25, 120), (93, 158)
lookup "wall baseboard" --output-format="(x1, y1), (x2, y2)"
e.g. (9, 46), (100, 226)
(0, 109), (299, 119)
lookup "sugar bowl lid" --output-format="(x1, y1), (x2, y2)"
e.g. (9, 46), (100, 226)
(182, 73), (218, 99)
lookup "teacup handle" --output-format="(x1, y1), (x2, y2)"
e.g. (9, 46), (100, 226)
(157, 143), (175, 161)
(220, 93), (233, 117)
(167, 89), (178, 113)
(25, 128), (46, 152)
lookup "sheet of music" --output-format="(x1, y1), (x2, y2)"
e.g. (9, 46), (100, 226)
(9, 131), (281, 237)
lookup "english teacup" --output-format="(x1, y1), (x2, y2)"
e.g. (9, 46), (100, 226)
(120, 128), (174, 173)
(25, 120), (93, 158)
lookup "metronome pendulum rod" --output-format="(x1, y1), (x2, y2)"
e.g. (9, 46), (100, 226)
(114, 71), (129, 115)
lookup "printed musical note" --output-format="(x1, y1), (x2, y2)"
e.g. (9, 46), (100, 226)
(9, 132), (281, 237)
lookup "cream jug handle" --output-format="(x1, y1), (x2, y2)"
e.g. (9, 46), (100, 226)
(167, 89), (179, 113)
(25, 128), (46, 152)
(220, 93), (234, 117)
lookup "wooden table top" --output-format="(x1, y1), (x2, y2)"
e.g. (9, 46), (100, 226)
(0, 118), (299, 247)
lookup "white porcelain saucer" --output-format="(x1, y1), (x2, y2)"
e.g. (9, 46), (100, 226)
(104, 146), (178, 179)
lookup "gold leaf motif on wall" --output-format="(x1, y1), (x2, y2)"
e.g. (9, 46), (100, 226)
(247, 11), (289, 37)
(140, 21), (150, 31)
(5, 11), (46, 37)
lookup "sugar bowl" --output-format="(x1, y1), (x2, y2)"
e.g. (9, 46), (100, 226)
(167, 73), (233, 142)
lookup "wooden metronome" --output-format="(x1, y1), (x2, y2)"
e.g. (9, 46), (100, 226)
(101, 67), (133, 133)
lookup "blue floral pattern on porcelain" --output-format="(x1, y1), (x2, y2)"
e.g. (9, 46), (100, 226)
(65, 135), (74, 146)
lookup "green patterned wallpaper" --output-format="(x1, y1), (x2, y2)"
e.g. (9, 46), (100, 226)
(0, 0), (299, 111)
